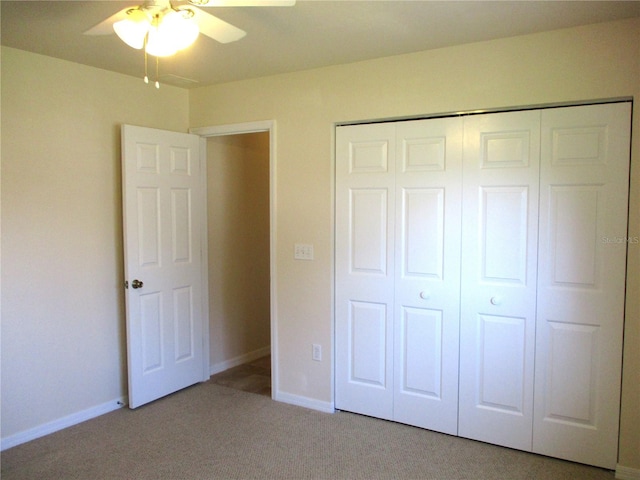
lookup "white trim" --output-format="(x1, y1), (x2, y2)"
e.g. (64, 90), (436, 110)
(191, 120), (274, 137)
(616, 465), (640, 480)
(210, 345), (271, 376)
(274, 391), (335, 414)
(1, 397), (127, 451)
(191, 120), (278, 399)
(199, 135), (210, 382)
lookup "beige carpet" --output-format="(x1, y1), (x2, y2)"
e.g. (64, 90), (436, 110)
(1, 381), (615, 479)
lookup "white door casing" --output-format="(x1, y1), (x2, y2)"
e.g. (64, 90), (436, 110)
(458, 110), (541, 450)
(533, 103), (631, 469)
(122, 125), (206, 409)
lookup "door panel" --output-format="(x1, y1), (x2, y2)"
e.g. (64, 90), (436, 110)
(335, 123), (396, 420)
(458, 110), (540, 450)
(533, 102), (631, 469)
(400, 307), (443, 397)
(350, 189), (388, 274)
(349, 301), (388, 387)
(122, 124), (205, 409)
(393, 118), (462, 434)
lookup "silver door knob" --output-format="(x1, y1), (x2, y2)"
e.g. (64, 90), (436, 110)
(131, 279), (144, 289)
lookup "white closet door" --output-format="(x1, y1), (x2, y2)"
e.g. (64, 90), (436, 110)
(392, 118), (463, 434)
(533, 103), (631, 469)
(458, 111), (540, 450)
(335, 123), (396, 420)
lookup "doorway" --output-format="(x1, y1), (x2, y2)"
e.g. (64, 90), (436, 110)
(206, 131), (271, 395)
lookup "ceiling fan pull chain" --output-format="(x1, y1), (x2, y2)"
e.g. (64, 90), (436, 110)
(155, 56), (160, 89)
(143, 35), (149, 84)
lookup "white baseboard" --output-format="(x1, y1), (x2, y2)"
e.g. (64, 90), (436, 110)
(616, 465), (640, 480)
(274, 390), (335, 414)
(1, 396), (128, 451)
(209, 345), (271, 376)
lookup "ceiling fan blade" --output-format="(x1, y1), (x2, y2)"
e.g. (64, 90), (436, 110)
(193, 1), (295, 6)
(83, 7), (133, 36)
(191, 7), (247, 43)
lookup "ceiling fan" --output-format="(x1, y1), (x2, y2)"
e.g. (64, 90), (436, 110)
(84, 0), (295, 86)
(84, 0), (296, 55)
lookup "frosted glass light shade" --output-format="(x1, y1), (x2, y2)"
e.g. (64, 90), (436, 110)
(113, 9), (150, 50)
(144, 10), (199, 57)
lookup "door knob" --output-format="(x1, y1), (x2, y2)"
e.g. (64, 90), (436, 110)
(131, 279), (144, 289)
(490, 296), (502, 305)
(419, 291), (430, 300)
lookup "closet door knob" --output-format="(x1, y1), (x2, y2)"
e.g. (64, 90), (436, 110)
(490, 296), (502, 306)
(419, 291), (430, 300)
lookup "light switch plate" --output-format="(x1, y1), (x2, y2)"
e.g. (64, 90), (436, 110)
(294, 243), (314, 260)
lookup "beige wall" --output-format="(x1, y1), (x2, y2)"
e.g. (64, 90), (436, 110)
(190, 18), (640, 469)
(207, 133), (270, 369)
(1, 15), (639, 471)
(1, 47), (189, 439)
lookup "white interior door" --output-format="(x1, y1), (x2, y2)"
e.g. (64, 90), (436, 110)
(392, 118), (462, 434)
(458, 111), (540, 450)
(335, 122), (396, 420)
(533, 102), (631, 469)
(122, 124), (206, 409)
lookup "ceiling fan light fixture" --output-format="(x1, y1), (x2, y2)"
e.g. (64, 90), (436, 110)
(161, 10), (200, 51)
(113, 9), (150, 50)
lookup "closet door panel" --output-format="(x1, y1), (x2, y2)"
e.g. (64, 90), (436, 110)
(534, 103), (631, 469)
(458, 111), (540, 450)
(393, 118), (462, 434)
(336, 123), (396, 420)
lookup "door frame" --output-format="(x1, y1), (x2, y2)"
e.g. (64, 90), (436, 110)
(191, 120), (278, 398)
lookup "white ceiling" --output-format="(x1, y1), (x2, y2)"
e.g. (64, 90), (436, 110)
(2, 0), (640, 89)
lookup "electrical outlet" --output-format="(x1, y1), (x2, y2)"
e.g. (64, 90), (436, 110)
(312, 344), (322, 361)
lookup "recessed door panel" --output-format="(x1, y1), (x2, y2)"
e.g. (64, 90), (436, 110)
(549, 185), (600, 287)
(349, 140), (389, 174)
(481, 186), (528, 284)
(481, 131), (530, 168)
(140, 292), (163, 373)
(551, 127), (606, 166)
(171, 188), (192, 264)
(173, 286), (194, 362)
(400, 307), (442, 398)
(137, 187), (161, 268)
(349, 301), (387, 386)
(544, 321), (598, 425)
(136, 143), (159, 174)
(401, 188), (444, 279)
(170, 147), (192, 175)
(477, 314), (526, 413)
(350, 189), (388, 274)
(401, 136), (446, 172)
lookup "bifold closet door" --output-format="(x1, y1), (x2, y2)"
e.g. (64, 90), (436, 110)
(458, 110), (541, 451)
(335, 123), (396, 420)
(392, 118), (462, 434)
(533, 102), (631, 469)
(335, 118), (463, 435)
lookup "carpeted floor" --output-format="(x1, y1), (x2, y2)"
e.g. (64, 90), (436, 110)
(1, 379), (616, 480)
